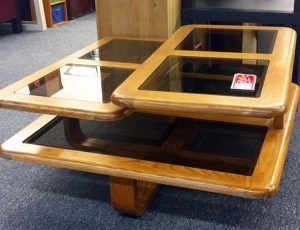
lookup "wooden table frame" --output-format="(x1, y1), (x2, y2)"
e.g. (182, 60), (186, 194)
(0, 25), (299, 216)
(0, 36), (164, 121)
(112, 25), (296, 128)
(1, 83), (298, 216)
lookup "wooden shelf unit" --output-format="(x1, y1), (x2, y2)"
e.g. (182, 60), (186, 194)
(43, 0), (68, 28)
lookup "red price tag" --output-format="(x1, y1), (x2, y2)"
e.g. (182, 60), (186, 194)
(231, 73), (257, 91)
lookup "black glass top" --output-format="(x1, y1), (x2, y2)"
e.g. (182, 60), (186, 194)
(176, 28), (277, 54)
(28, 113), (267, 176)
(80, 39), (163, 64)
(139, 56), (269, 98)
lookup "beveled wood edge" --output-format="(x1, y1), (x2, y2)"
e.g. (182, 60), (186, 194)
(0, 98), (133, 121)
(112, 92), (286, 119)
(135, 108), (273, 127)
(112, 25), (296, 119)
(250, 84), (300, 193)
(1, 84), (299, 199)
(172, 50), (271, 60)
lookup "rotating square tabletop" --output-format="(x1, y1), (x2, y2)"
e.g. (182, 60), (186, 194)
(112, 25), (296, 119)
(0, 37), (163, 121)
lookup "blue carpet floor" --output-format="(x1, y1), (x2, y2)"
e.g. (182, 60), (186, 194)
(0, 13), (299, 230)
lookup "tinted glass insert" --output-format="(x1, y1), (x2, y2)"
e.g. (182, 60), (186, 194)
(176, 28), (277, 54)
(139, 56), (269, 98)
(185, 121), (266, 160)
(15, 65), (133, 103)
(27, 113), (267, 176)
(80, 39), (163, 63)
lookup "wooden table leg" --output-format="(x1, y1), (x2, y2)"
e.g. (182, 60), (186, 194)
(110, 176), (159, 216)
(63, 117), (106, 151)
(274, 115), (284, 129)
(64, 118), (160, 215)
(63, 117), (88, 150)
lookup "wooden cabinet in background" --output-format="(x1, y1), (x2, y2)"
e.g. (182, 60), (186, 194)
(95, 0), (181, 38)
(43, 0), (68, 28)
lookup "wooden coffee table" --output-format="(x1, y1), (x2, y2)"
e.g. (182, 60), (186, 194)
(0, 25), (299, 216)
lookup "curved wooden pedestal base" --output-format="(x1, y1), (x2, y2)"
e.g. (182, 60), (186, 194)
(110, 177), (159, 216)
(1, 85), (299, 216)
(63, 118), (160, 215)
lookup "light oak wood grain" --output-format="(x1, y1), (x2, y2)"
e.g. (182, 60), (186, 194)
(112, 25), (296, 123)
(110, 177), (159, 216)
(0, 37), (164, 121)
(1, 84), (298, 199)
(96, 0), (181, 38)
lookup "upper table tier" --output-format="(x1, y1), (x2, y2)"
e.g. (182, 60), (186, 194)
(112, 25), (296, 119)
(0, 25), (296, 122)
(0, 37), (164, 121)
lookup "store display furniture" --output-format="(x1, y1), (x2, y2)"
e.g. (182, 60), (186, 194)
(0, 0), (22, 33)
(43, 0), (68, 27)
(0, 25), (299, 216)
(181, 0), (300, 84)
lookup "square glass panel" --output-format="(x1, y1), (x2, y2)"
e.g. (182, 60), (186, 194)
(139, 56), (269, 98)
(26, 114), (267, 176)
(15, 65), (134, 103)
(185, 121), (266, 160)
(80, 39), (163, 63)
(176, 28), (277, 54)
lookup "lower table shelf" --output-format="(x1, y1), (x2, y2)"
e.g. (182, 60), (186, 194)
(1, 83), (299, 215)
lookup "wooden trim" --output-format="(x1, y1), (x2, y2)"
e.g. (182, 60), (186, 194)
(112, 25), (296, 120)
(42, 0), (68, 28)
(1, 84), (299, 199)
(0, 37), (161, 121)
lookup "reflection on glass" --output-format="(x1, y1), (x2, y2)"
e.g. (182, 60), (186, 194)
(28, 113), (267, 176)
(176, 28), (277, 54)
(15, 65), (133, 103)
(80, 39), (163, 63)
(139, 56), (269, 98)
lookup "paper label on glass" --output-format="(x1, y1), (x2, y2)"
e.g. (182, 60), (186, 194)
(231, 73), (257, 91)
